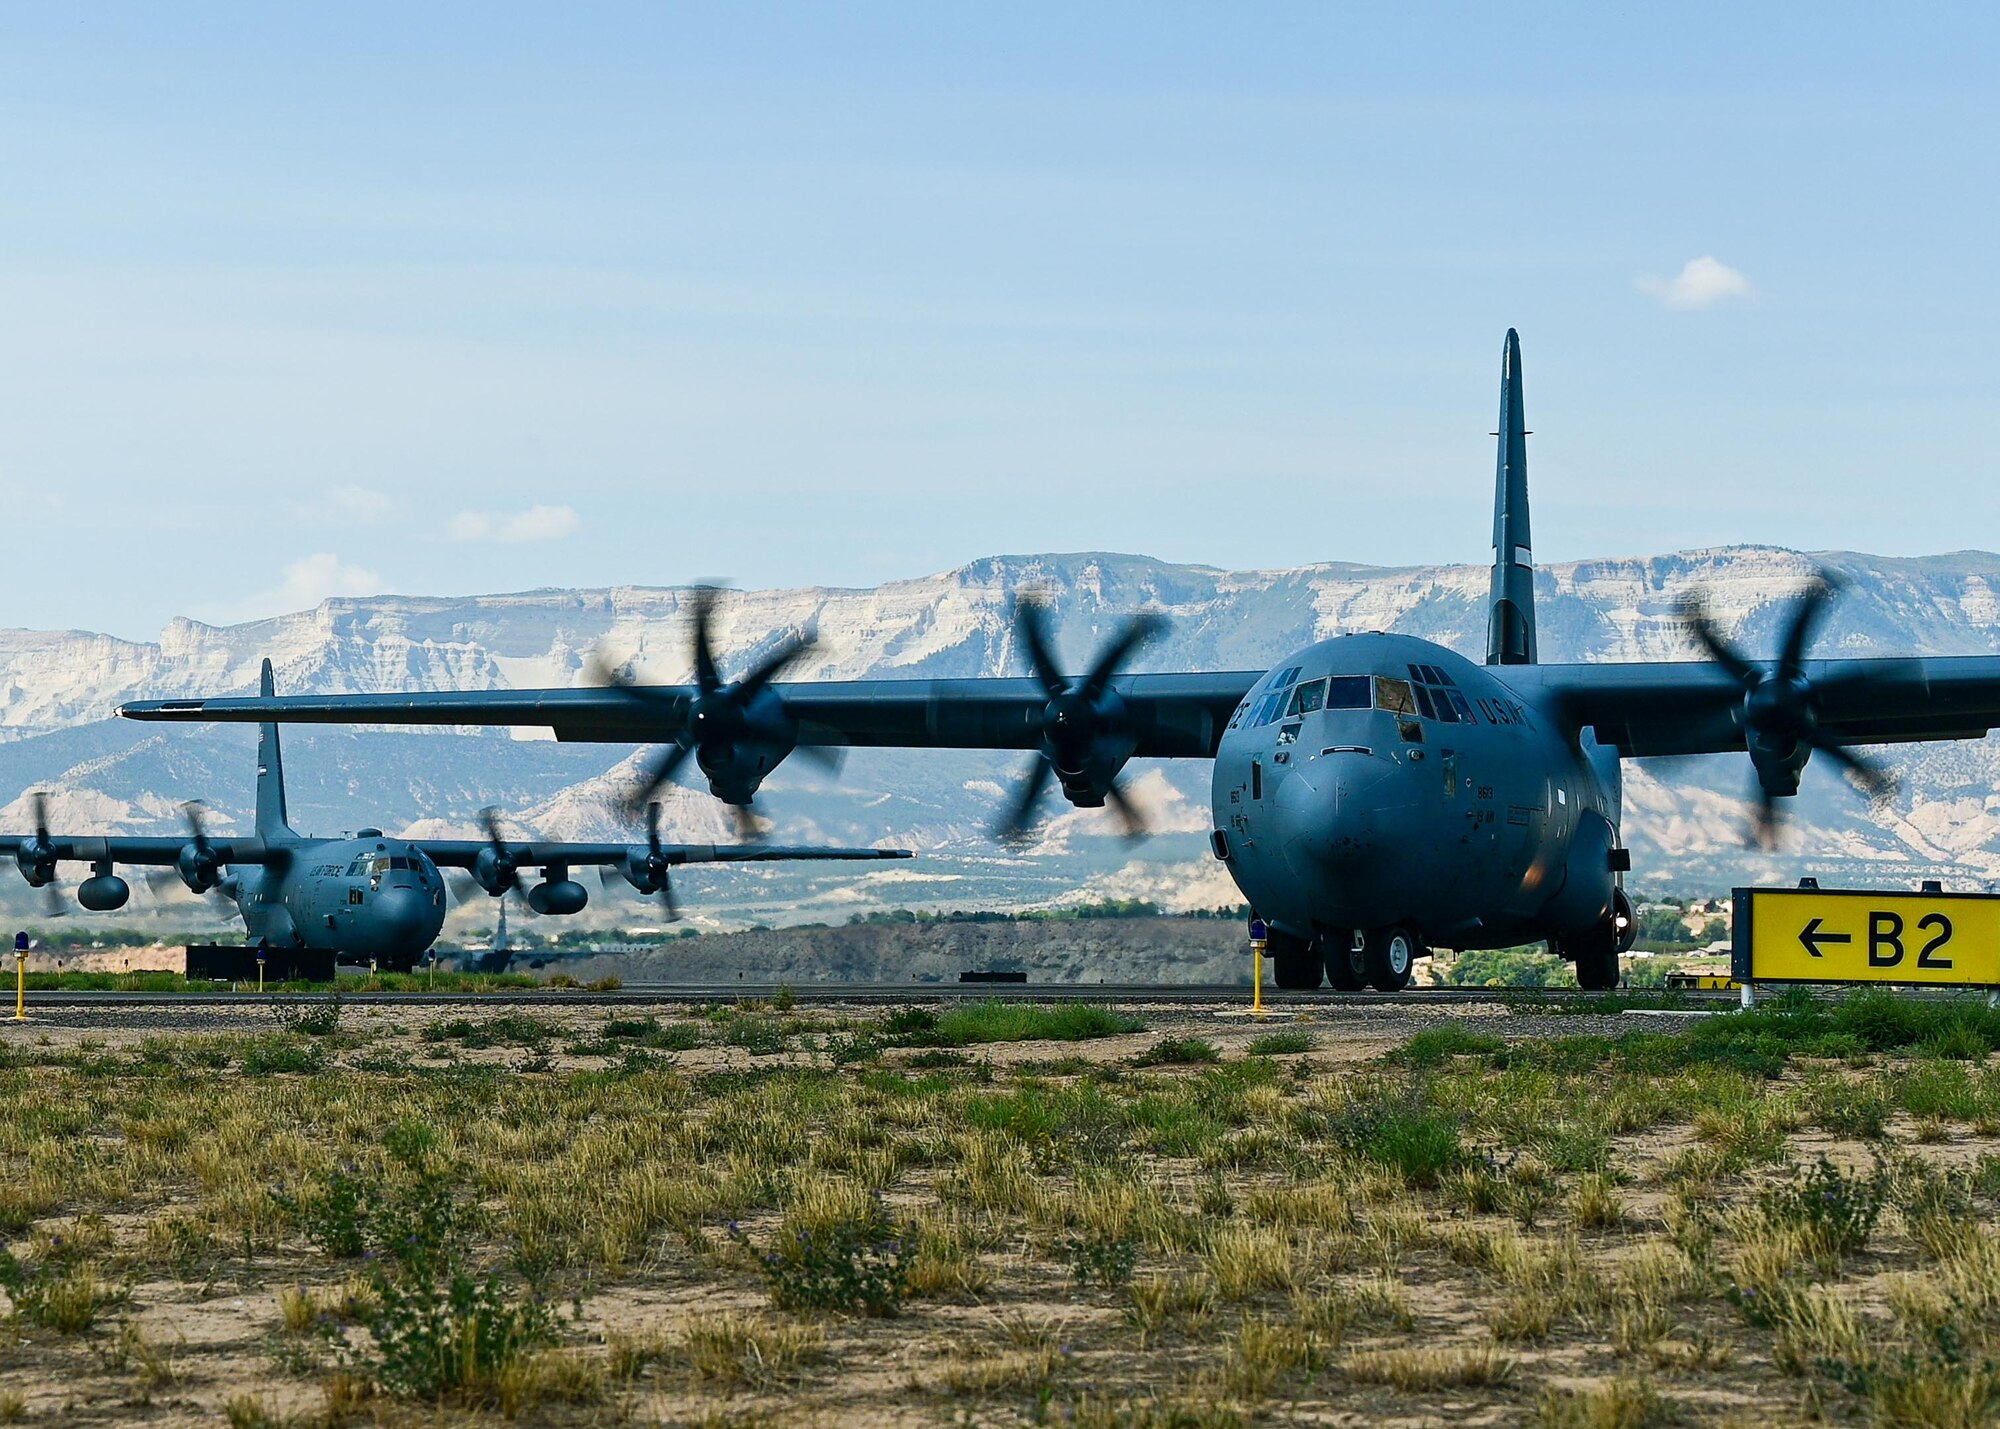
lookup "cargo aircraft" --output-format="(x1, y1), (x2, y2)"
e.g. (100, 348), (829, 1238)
(122, 334), (2000, 991)
(11, 662), (910, 969)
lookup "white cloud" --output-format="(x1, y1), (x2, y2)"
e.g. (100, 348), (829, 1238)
(448, 504), (581, 543)
(193, 553), (387, 625)
(1637, 255), (1753, 311)
(326, 485), (395, 522)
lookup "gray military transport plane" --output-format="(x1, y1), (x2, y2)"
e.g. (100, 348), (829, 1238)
(123, 333), (2000, 992)
(12, 662), (909, 969)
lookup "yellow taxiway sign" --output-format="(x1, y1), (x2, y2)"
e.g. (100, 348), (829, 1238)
(1733, 886), (2000, 988)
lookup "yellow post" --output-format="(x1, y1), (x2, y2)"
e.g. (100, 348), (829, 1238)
(1251, 937), (1267, 1015)
(256, 953), (266, 994)
(13, 941), (26, 1023)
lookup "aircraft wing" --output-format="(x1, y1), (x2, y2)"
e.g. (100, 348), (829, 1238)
(1515, 656), (2000, 756)
(412, 840), (913, 869)
(120, 672), (1261, 757)
(0, 836), (275, 866)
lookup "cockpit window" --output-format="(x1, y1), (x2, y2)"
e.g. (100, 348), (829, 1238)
(1324, 676), (1370, 709)
(347, 858), (370, 878)
(1406, 663), (1471, 723)
(1373, 676), (1417, 715)
(1284, 679), (1326, 717)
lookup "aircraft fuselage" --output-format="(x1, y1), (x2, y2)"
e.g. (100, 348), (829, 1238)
(1211, 633), (1621, 954)
(225, 834), (448, 963)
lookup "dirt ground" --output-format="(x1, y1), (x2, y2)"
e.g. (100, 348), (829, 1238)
(2, 993), (1997, 1428)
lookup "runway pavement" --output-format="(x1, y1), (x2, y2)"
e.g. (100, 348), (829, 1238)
(7, 982), (1739, 1009)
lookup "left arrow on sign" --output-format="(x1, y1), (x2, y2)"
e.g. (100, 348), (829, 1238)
(1799, 917), (1852, 958)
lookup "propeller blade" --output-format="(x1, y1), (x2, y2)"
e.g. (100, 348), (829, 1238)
(1079, 613), (1166, 703)
(626, 743), (694, 813)
(30, 791), (49, 842)
(658, 871), (680, 923)
(1678, 594), (1760, 687)
(733, 631), (813, 703)
(995, 756), (1054, 842)
(729, 801), (763, 842)
(1103, 779), (1149, 841)
(688, 585), (723, 694)
(1012, 597), (1066, 697)
(41, 880), (66, 918)
(1811, 738), (1897, 798)
(1777, 575), (1840, 684)
(1748, 783), (1781, 849)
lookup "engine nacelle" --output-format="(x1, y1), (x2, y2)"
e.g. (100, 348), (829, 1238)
(77, 874), (130, 912)
(15, 846), (56, 887)
(526, 879), (588, 916)
(697, 733), (795, 807)
(176, 842), (220, 894)
(471, 847), (517, 896)
(620, 852), (667, 896)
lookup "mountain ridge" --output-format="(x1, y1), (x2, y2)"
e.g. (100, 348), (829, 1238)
(0, 543), (1996, 926)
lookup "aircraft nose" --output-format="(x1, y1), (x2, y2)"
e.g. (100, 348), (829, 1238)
(1273, 753), (1415, 874)
(373, 886), (432, 946)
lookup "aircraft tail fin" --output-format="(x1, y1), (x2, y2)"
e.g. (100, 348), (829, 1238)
(254, 659), (295, 838)
(1485, 327), (1538, 665)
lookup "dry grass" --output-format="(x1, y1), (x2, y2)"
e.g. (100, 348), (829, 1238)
(4, 996), (2000, 1426)
(1344, 1343), (1515, 1390)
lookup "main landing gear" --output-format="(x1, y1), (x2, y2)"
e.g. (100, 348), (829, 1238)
(1266, 926), (1425, 993)
(1563, 893), (1638, 992)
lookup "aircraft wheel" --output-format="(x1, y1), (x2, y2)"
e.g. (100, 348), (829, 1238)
(1362, 925), (1419, 992)
(1572, 928), (1622, 991)
(1268, 929), (1324, 991)
(1323, 931), (1366, 991)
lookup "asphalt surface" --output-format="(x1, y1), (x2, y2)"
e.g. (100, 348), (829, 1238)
(8, 982), (1739, 1009)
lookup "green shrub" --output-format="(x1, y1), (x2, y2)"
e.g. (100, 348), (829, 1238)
(1061, 1231), (1139, 1288)
(270, 1166), (368, 1258)
(735, 1197), (915, 1315)
(1760, 1156), (1887, 1257)
(1133, 1036), (1221, 1067)
(0, 1252), (117, 1333)
(1895, 1063), (1983, 1121)
(715, 1013), (787, 1056)
(930, 1003), (1145, 1046)
(238, 1034), (329, 1076)
(274, 993), (344, 1037)
(1246, 1030), (1314, 1056)
(1389, 1026), (1505, 1067)
(1805, 1079), (1892, 1140)
(1337, 1091), (1466, 1186)
(316, 1123), (558, 1398)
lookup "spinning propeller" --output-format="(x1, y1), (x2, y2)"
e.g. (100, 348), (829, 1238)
(592, 585), (837, 836)
(175, 801), (225, 894)
(1680, 572), (1896, 844)
(995, 596), (1165, 841)
(15, 792), (66, 917)
(456, 807), (540, 916)
(597, 801), (680, 922)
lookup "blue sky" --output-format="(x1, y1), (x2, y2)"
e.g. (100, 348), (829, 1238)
(1, 4), (1994, 637)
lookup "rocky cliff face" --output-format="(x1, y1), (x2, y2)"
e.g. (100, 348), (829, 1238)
(0, 543), (1996, 925)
